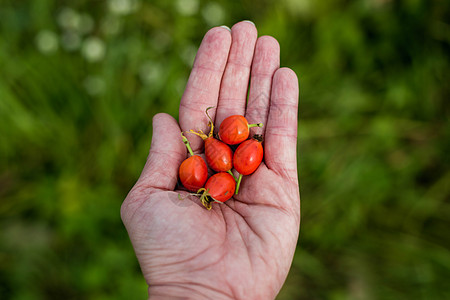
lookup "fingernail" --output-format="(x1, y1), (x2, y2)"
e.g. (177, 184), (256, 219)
(220, 25), (231, 32)
(242, 20), (255, 26)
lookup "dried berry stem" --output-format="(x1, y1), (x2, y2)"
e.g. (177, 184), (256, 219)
(196, 187), (212, 210)
(189, 129), (209, 140)
(189, 107), (216, 140)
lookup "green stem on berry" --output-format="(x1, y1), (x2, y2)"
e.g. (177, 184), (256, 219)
(235, 174), (243, 195)
(248, 123), (263, 128)
(181, 133), (194, 156)
(227, 170), (237, 181)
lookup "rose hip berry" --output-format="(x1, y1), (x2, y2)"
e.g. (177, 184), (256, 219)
(218, 115), (263, 145)
(190, 108), (233, 173)
(197, 172), (236, 210)
(178, 133), (208, 192)
(233, 135), (264, 194)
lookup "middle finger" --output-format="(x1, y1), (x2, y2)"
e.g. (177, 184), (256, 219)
(214, 21), (258, 128)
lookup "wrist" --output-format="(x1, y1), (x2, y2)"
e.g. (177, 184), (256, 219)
(148, 283), (234, 300)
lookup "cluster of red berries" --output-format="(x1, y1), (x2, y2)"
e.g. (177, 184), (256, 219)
(178, 108), (264, 210)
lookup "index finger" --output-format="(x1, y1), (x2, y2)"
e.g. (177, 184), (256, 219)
(179, 27), (231, 152)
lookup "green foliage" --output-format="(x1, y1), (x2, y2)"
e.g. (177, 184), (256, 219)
(0, 0), (449, 299)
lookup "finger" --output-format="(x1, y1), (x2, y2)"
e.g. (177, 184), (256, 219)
(179, 26), (232, 152)
(214, 21), (258, 127)
(245, 35), (280, 135)
(136, 113), (186, 191)
(264, 68), (299, 182)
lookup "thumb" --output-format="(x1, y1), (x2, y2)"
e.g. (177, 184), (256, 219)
(135, 113), (186, 192)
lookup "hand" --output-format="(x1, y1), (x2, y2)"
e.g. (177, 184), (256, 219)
(121, 21), (300, 299)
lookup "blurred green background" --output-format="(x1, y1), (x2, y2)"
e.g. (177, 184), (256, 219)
(1, 0), (449, 299)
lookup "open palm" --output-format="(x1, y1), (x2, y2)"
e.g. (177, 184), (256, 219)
(121, 21), (300, 299)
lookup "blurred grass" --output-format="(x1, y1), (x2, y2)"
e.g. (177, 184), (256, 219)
(0, 0), (449, 299)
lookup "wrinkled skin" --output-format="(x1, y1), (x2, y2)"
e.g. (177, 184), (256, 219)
(121, 21), (300, 299)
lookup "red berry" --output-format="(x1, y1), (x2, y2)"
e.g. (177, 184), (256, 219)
(179, 155), (208, 192)
(179, 133), (208, 192)
(233, 138), (263, 175)
(219, 115), (263, 145)
(190, 107), (233, 172)
(204, 172), (236, 202)
(204, 137), (233, 172)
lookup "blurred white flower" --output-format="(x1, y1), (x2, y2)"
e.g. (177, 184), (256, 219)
(61, 31), (81, 51)
(283, 0), (312, 16)
(101, 16), (122, 36)
(176, 0), (199, 16)
(81, 37), (106, 62)
(202, 2), (225, 26)
(35, 30), (59, 54)
(139, 61), (162, 85)
(83, 76), (105, 95)
(79, 14), (95, 35)
(108, 0), (140, 15)
(57, 7), (81, 31)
